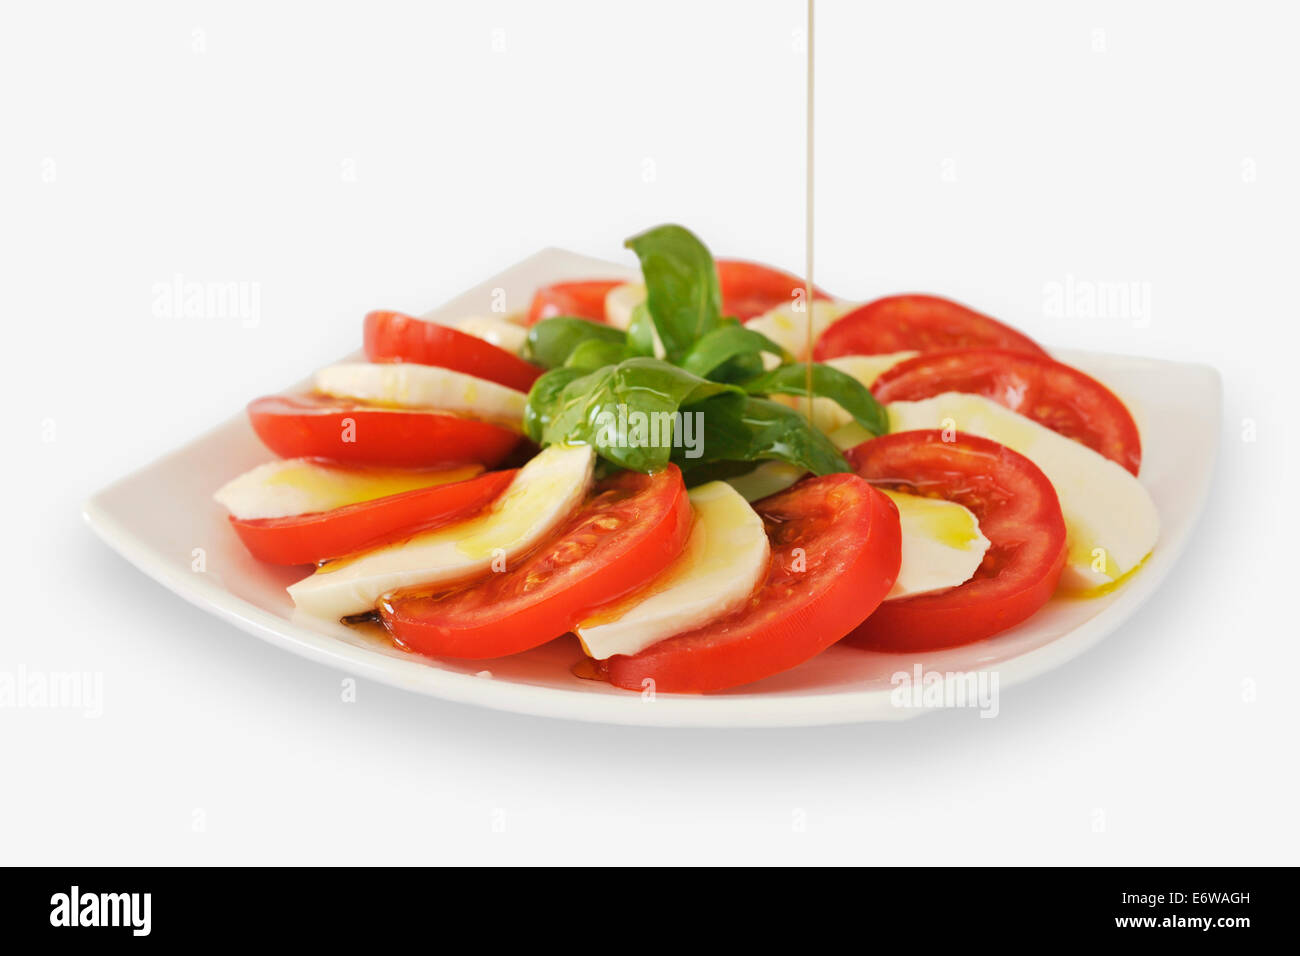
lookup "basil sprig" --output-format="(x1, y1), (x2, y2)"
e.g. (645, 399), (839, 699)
(624, 224), (723, 361)
(538, 358), (734, 472)
(523, 224), (888, 479)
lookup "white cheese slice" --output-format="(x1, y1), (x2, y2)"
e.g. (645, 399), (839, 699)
(882, 489), (989, 599)
(214, 459), (482, 520)
(882, 392), (1158, 591)
(604, 282), (645, 330)
(744, 298), (849, 368)
(314, 362), (526, 427)
(455, 315), (528, 355)
(576, 482), (770, 660)
(724, 461), (807, 502)
(287, 444), (595, 619)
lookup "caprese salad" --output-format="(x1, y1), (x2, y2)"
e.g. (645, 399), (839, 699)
(215, 224), (1159, 693)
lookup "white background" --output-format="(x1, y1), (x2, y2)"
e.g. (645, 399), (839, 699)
(2, 0), (1296, 865)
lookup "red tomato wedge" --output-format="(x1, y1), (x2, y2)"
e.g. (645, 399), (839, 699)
(871, 348), (1143, 475)
(814, 294), (1046, 359)
(247, 394), (520, 468)
(526, 280), (623, 325)
(363, 310), (541, 392)
(715, 259), (831, 320)
(230, 470), (516, 566)
(601, 473), (901, 694)
(380, 465), (693, 659)
(844, 431), (1067, 652)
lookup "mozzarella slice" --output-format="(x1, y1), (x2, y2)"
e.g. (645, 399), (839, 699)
(745, 298), (848, 368)
(455, 315), (528, 355)
(829, 420), (876, 452)
(882, 489), (989, 599)
(576, 481), (769, 660)
(882, 392), (1159, 592)
(724, 461), (807, 502)
(825, 352), (919, 387)
(214, 459), (483, 520)
(288, 444), (595, 620)
(772, 351), (919, 432)
(314, 362), (526, 428)
(604, 282), (645, 330)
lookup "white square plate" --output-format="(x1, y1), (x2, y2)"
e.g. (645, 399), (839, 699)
(84, 249), (1221, 727)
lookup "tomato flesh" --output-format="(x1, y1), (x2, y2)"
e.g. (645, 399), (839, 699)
(814, 294), (1046, 359)
(715, 259), (831, 320)
(364, 310), (541, 392)
(526, 280), (623, 325)
(230, 470), (516, 566)
(248, 394), (520, 468)
(601, 473), (901, 693)
(871, 348), (1142, 474)
(844, 430), (1066, 652)
(380, 465), (693, 659)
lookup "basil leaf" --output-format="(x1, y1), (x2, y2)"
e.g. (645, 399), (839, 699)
(687, 394), (850, 476)
(525, 317), (626, 370)
(542, 357), (739, 472)
(679, 321), (790, 379)
(710, 351), (766, 384)
(564, 337), (628, 372)
(743, 362), (890, 437)
(523, 366), (585, 442)
(624, 224), (723, 362)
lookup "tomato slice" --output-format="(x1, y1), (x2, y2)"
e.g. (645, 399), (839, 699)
(843, 430), (1066, 652)
(379, 465), (693, 659)
(526, 280), (623, 326)
(601, 473), (901, 693)
(814, 294), (1046, 359)
(715, 259), (831, 320)
(247, 394), (520, 468)
(363, 310), (541, 392)
(230, 470), (516, 565)
(870, 348), (1143, 475)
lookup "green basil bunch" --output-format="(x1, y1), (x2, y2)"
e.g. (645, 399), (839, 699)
(523, 224), (887, 479)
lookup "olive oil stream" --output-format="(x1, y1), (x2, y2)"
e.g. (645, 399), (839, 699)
(804, 0), (815, 418)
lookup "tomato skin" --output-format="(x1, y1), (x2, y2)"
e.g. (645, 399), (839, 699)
(229, 470), (516, 566)
(526, 280), (623, 325)
(715, 259), (831, 320)
(814, 294), (1046, 359)
(380, 465), (693, 659)
(871, 348), (1143, 474)
(602, 473), (901, 693)
(844, 430), (1067, 652)
(363, 310), (541, 392)
(247, 394), (520, 468)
